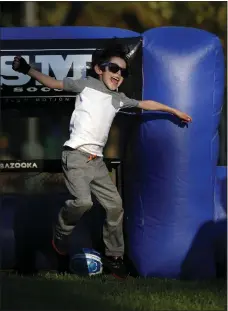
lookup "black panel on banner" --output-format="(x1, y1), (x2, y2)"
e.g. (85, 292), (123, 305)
(0, 159), (121, 173)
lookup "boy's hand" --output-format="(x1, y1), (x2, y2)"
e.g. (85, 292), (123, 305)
(138, 101), (192, 123)
(174, 110), (192, 123)
(12, 56), (31, 75)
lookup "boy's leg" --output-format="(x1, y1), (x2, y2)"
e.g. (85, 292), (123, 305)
(90, 158), (127, 278)
(53, 148), (94, 255)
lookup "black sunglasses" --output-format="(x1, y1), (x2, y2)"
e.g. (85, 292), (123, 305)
(100, 62), (129, 78)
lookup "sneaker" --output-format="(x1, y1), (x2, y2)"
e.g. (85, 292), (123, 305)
(102, 256), (128, 279)
(52, 230), (69, 256)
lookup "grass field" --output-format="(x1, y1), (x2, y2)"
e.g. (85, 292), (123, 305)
(1, 272), (226, 311)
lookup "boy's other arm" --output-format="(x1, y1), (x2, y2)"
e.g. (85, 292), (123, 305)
(119, 93), (192, 123)
(138, 100), (192, 123)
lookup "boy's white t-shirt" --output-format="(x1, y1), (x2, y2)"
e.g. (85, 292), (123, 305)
(63, 76), (139, 157)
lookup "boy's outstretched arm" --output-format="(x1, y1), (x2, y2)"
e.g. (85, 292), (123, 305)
(12, 56), (63, 90)
(138, 100), (192, 123)
(28, 68), (63, 89)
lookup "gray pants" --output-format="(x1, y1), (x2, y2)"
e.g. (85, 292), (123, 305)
(56, 148), (124, 257)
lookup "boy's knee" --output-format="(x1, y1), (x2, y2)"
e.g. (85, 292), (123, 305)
(108, 195), (124, 217)
(73, 198), (93, 210)
(66, 198), (93, 211)
(80, 198), (93, 211)
(62, 198), (93, 225)
(113, 195), (123, 210)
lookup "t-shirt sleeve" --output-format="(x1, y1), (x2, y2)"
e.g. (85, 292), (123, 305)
(119, 92), (139, 109)
(63, 77), (87, 92)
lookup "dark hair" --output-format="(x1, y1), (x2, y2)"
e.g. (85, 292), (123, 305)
(87, 41), (129, 78)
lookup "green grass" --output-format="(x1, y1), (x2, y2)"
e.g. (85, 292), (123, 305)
(1, 272), (226, 311)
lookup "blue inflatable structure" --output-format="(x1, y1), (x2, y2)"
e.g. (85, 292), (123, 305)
(124, 27), (225, 278)
(0, 26), (226, 279)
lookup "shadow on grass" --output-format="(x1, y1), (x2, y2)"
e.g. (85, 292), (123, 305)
(1, 273), (226, 311)
(1, 275), (133, 311)
(180, 220), (227, 281)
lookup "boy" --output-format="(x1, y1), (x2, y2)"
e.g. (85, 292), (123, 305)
(12, 42), (192, 279)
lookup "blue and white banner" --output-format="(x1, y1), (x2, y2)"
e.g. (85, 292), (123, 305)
(0, 36), (142, 110)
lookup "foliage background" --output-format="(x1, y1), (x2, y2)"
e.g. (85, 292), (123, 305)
(1, 2), (226, 48)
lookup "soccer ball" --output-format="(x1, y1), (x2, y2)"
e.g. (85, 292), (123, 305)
(69, 248), (103, 276)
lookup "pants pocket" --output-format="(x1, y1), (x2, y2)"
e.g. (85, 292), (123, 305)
(64, 149), (88, 170)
